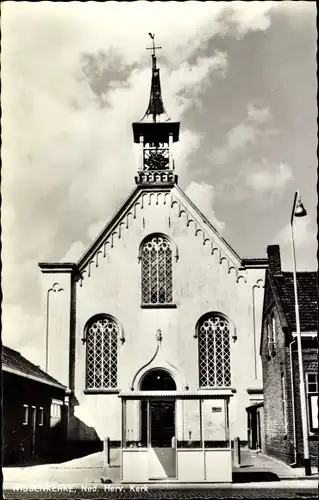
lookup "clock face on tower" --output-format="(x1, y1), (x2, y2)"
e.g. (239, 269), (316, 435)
(145, 150), (169, 170)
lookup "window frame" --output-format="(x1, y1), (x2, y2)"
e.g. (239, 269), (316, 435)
(38, 407), (44, 426)
(267, 312), (276, 358)
(85, 314), (119, 392)
(23, 404), (29, 426)
(197, 313), (232, 389)
(50, 402), (62, 419)
(272, 314), (276, 345)
(140, 234), (176, 308)
(306, 372), (318, 433)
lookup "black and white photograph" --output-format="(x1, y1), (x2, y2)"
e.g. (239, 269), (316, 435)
(1, 2), (318, 498)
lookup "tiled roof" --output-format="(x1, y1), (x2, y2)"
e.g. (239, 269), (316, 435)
(2, 346), (66, 389)
(273, 272), (318, 332)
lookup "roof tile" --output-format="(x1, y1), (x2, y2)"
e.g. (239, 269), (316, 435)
(273, 272), (318, 332)
(2, 346), (66, 389)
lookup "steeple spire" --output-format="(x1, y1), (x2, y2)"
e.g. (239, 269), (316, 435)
(143, 33), (166, 122)
(132, 34), (180, 186)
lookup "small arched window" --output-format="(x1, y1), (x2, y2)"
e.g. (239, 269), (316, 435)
(86, 315), (118, 389)
(141, 234), (173, 305)
(198, 314), (231, 388)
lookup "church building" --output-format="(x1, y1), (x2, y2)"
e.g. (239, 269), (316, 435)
(39, 38), (268, 482)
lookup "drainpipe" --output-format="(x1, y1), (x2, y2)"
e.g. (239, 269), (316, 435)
(289, 338), (298, 466)
(252, 281), (264, 381)
(252, 286), (258, 380)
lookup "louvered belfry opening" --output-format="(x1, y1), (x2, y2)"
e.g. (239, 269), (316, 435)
(86, 316), (118, 389)
(141, 235), (173, 305)
(198, 315), (231, 388)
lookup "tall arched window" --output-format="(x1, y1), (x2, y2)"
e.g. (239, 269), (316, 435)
(198, 314), (231, 387)
(86, 315), (118, 389)
(141, 235), (173, 304)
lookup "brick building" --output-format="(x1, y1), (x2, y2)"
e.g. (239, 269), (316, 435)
(260, 245), (318, 467)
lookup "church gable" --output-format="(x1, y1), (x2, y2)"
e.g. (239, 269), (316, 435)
(76, 184), (246, 289)
(74, 35), (252, 290)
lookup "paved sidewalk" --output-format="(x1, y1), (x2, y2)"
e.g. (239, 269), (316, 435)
(235, 448), (319, 480)
(3, 448), (318, 489)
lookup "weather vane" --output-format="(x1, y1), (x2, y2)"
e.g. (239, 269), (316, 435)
(146, 33), (162, 58)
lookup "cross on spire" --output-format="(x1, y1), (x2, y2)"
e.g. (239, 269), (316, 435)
(146, 33), (162, 59)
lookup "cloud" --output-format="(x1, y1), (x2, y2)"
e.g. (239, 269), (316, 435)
(2, 2), (276, 358)
(210, 104), (277, 166)
(221, 2), (276, 35)
(62, 241), (86, 262)
(184, 181), (225, 233)
(2, 304), (45, 367)
(272, 216), (317, 271)
(247, 103), (271, 123)
(208, 105), (291, 202)
(246, 161), (293, 193)
(217, 158), (294, 203)
(167, 53), (228, 108)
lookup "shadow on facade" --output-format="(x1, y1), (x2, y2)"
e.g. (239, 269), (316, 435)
(4, 417), (102, 467)
(63, 415), (102, 462)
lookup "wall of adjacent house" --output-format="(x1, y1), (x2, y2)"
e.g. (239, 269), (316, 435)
(41, 188), (266, 445)
(261, 304), (296, 465)
(3, 372), (66, 465)
(291, 344), (318, 466)
(262, 295), (318, 467)
(257, 405), (265, 452)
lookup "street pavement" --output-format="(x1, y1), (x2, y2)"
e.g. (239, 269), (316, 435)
(3, 448), (318, 499)
(3, 485), (319, 499)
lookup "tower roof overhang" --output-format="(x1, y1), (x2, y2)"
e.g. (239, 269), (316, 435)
(132, 122), (180, 144)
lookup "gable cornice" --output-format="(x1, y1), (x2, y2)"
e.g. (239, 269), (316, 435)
(72, 183), (266, 286)
(175, 185), (242, 266)
(39, 262), (78, 274)
(77, 185), (172, 271)
(76, 185), (140, 271)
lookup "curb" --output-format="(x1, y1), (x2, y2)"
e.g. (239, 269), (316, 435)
(3, 480), (319, 491)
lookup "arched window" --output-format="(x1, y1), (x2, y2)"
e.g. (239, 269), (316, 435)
(86, 315), (118, 389)
(141, 235), (173, 304)
(198, 314), (231, 387)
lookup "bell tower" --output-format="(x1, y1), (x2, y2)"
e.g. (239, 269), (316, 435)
(133, 34), (180, 185)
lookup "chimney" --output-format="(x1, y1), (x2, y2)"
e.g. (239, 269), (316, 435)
(267, 245), (282, 275)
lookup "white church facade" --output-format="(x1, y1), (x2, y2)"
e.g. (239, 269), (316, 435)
(39, 39), (267, 482)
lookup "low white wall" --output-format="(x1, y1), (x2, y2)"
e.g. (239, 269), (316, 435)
(121, 449), (148, 482)
(204, 449), (232, 482)
(177, 449), (204, 482)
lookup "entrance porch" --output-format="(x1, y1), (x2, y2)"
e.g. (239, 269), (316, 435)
(120, 389), (233, 483)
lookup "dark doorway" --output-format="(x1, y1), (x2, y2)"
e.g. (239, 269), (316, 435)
(140, 370), (176, 448)
(140, 370), (176, 391)
(30, 406), (36, 456)
(150, 399), (175, 447)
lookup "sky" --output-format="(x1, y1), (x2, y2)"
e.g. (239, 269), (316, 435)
(2, 1), (317, 366)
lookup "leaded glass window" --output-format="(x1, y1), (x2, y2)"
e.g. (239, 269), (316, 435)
(198, 315), (231, 387)
(141, 235), (173, 304)
(86, 316), (118, 389)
